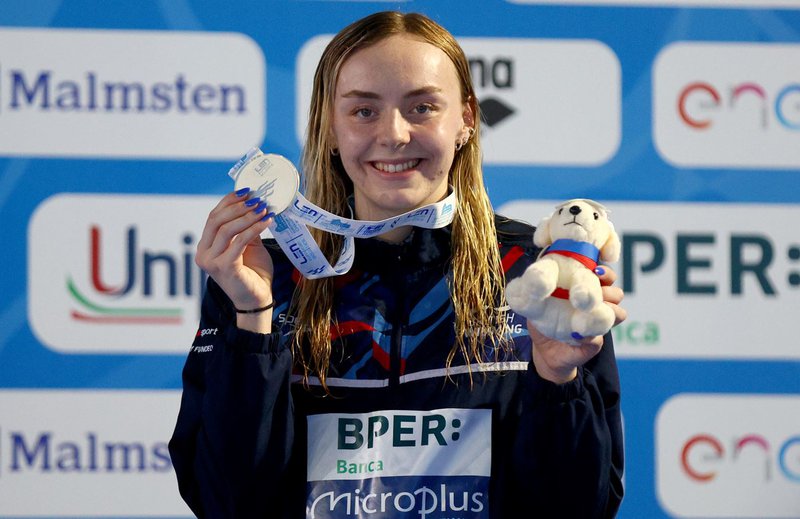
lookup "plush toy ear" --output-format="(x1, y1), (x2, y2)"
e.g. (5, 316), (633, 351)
(532, 215), (552, 248)
(600, 221), (621, 263)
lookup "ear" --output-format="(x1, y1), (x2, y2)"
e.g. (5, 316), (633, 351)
(533, 215), (552, 248)
(459, 97), (476, 143)
(462, 95), (476, 128)
(599, 221), (621, 263)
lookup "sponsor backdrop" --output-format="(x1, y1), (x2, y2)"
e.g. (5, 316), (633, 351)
(0, 0), (798, 517)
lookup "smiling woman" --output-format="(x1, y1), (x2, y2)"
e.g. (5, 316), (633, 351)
(331, 34), (472, 227)
(169, 10), (626, 519)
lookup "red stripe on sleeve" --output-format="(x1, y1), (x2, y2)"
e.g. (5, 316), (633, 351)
(501, 245), (525, 273)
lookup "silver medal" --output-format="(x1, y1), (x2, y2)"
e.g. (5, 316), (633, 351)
(233, 152), (300, 215)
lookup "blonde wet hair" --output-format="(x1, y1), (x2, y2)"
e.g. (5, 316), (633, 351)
(293, 10), (506, 389)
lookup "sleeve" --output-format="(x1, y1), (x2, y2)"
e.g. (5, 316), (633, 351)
(515, 332), (624, 519)
(168, 278), (296, 518)
(496, 213), (624, 517)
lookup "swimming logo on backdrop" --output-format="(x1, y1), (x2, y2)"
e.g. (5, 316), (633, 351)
(468, 56), (515, 128)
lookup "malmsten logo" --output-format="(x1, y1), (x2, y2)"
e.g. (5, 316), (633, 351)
(68, 225), (206, 324)
(7, 70), (247, 114)
(9, 430), (172, 474)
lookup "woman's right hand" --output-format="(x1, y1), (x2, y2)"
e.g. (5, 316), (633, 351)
(195, 190), (276, 332)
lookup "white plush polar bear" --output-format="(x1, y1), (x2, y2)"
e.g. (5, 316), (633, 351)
(506, 199), (621, 345)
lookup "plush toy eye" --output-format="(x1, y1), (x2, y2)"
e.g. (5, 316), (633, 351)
(593, 212), (599, 220)
(558, 208), (563, 215)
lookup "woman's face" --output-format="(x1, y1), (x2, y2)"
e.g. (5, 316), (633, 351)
(331, 34), (472, 222)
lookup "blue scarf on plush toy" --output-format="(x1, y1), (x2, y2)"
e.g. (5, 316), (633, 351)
(541, 239), (601, 300)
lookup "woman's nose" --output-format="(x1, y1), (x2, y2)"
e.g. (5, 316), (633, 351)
(378, 110), (411, 149)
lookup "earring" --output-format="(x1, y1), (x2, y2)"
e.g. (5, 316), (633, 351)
(330, 148), (339, 156)
(455, 127), (475, 151)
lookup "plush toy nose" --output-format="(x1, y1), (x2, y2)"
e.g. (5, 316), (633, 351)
(569, 205), (581, 215)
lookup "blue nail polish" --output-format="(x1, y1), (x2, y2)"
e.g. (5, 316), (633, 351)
(244, 197), (261, 207)
(253, 201), (267, 214)
(594, 266), (605, 276)
(571, 332), (584, 340)
(261, 212), (276, 222)
(235, 187), (250, 197)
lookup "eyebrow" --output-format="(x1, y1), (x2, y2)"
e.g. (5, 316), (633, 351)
(339, 86), (444, 100)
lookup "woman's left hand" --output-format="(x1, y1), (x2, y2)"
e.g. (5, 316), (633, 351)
(528, 266), (626, 384)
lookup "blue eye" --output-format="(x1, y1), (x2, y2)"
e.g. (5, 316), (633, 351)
(355, 107), (374, 118)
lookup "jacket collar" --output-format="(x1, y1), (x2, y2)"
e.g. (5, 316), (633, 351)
(353, 225), (452, 275)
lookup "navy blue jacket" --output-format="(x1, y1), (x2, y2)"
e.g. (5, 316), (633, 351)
(169, 215), (624, 518)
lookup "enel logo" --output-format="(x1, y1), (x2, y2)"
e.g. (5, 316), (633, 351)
(677, 81), (800, 130)
(681, 433), (800, 483)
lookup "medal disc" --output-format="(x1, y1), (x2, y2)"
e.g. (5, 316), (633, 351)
(233, 153), (300, 215)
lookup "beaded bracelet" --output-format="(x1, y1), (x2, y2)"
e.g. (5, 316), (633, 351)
(234, 301), (275, 314)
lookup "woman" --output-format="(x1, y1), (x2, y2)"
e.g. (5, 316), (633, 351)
(170, 10), (625, 518)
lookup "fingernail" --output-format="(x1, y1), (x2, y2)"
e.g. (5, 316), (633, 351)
(253, 201), (267, 214)
(261, 211), (276, 222)
(235, 187), (250, 197)
(571, 332), (584, 340)
(244, 197), (261, 207)
(594, 266), (605, 276)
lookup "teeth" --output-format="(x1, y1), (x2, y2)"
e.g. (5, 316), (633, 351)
(374, 159), (420, 173)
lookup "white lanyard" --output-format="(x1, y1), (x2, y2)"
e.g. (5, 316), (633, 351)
(229, 147), (458, 279)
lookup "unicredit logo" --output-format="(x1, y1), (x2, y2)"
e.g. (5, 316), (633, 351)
(66, 225), (205, 325)
(28, 194), (217, 354)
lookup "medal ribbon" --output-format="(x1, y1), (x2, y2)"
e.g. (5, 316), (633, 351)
(229, 148), (458, 279)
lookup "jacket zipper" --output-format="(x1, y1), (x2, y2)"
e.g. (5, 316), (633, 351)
(389, 259), (406, 388)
